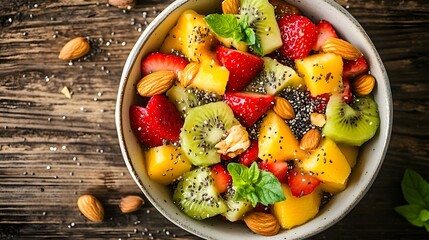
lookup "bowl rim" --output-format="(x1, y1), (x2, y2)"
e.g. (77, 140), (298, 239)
(115, 0), (393, 239)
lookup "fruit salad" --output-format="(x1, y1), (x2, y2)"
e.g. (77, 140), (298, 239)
(129, 0), (380, 235)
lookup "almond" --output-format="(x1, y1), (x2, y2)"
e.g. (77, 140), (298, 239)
(137, 70), (175, 97)
(243, 212), (280, 236)
(310, 113), (326, 127)
(77, 194), (104, 222)
(59, 37), (90, 60)
(353, 74), (375, 96)
(321, 38), (362, 60)
(222, 0), (240, 14)
(273, 97), (295, 120)
(119, 195), (144, 213)
(179, 62), (200, 87)
(108, 0), (135, 9)
(300, 128), (321, 150)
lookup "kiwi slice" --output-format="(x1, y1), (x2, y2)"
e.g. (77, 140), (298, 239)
(166, 83), (199, 118)
(239, 0), (282, 55)
(246, 57), (305, 95)
(180, 102), (238, 166)
(322, 94), (380, 146)
(173, 167), (228, 220)
(221, 189), (254, 222)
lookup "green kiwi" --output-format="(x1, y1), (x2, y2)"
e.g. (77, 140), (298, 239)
(166, 83), (199, 118)
(245, 57), (305, 95)
(322, 94), (380, 146)
(180, 102), (238, 166)
(221, 189), (254, 222)
(173, 167), (228, 220)
(239, 0), (282, 55)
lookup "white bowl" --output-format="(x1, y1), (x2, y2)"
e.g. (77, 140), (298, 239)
(115, 0), (393, 239)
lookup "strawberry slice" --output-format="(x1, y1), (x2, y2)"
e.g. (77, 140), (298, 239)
(211, 164), (232, 193)
(287, 168), (321, 197)
(343, 56), (369, 79)
(224, 92), (274, 127)
(129, 95), (183, 147)
(141, 52), (188, 76)
(216, 46), (264, 91)
(238, 140), (259, 167)
(278, 14), (318, 60)
(311, 78), (352, 113)
(258, 161), (289, 183)
(313, 20), (338, 51)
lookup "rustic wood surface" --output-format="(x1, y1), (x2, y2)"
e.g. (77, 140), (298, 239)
(1, 0), (428, 239)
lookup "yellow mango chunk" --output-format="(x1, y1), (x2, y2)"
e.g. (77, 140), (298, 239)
(272, 184), (322, 229)
(189, 54), (229, 95)
(299, 138), (351, 193)
(338, 143), (359, 168)
(295, 53), (343, 97)
(145, 145), (192, 185)
(258, 111), (305, 162)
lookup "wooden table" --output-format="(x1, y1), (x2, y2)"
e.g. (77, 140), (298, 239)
(1, 0), (428, 239)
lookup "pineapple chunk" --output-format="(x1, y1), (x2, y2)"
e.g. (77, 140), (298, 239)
(145, 145), (192, 185)
(258, 111), (305, 162)
(295, 53), (343, 97)
(338, 143), (359, 168)
(272, 184), (322, 229)
(299, 138), (351, 193)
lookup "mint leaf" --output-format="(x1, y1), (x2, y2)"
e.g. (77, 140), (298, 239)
(420, 209), (429, 222)
(244, 27), (256, 45)
(251, 37), (263, 56)
(402, 169), (429, 208)
(394, 204), (425, 227)
(228, 162), (285, 207)
(204, 14), (244, 42)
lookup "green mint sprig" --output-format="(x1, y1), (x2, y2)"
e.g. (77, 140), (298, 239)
(227, 162), (286, 207)
(394, 169), (429, 232)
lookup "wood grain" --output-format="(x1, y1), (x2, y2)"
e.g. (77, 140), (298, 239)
(1, 0), (429, 239)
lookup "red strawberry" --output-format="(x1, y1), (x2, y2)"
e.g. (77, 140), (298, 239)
(216, 46), (264, 91)
(238, 140), (259, 167)
(343, 56), (369, 79)
(211, 164), (232, 193)
(341, 78), (352, 103)
(141, 52), (187, 76)
(129, 95), (183, 147)
(224, 92), (274, 127)
(313, 20), (338, 51)
(220, 154), (234, 161)
(287, 168), (321, 197)
(258, 161), (289, 183)
(311, 78), (352, 113)
(278, 14), (318, 60)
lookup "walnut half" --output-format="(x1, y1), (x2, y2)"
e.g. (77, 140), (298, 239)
(215, 125), (250, 158)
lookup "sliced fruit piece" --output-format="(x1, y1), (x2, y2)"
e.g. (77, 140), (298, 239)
(238, 140), (259, 167)
(295, 52), (343, 97)
(338, 143), (359, 168)
(141, 52), (187, 76)
(272, 184), (322, 229)
(258, 161), (289, 183)
(180, 102), (238, 166)
(299, 137), (351, 193)
(313, 20), (338, 51)
(211, 164), (232, 193)
(258, 110), (305, 162)
(173, 167), (228, 220)
(268, 0), (301, 17)
(144, 145), (191, 185)
(224, 92), (274, 127)
(287, 168), (321, 197)
(190, 54), (230, 95)
(129, 95), (183, 147)
(239, 0), (282, 55)
(222, 189), (254, 222)
(343, 56), (369, 79)
(322, 95), (380, 146)
(278, 14), (318, 60)
(165, 83), (199, 118)
(217, 46), (264, 91)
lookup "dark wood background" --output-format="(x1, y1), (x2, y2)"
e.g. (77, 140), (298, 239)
(1, 0), (428, 239)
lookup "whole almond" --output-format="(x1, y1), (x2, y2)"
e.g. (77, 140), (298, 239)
(59, 37), (90, 60)
(222, 0), (240, 14)
(273, 97), (295, 120)
(108, 0), (135, 9)
(300, 128), (321, 150)
(243, 212), (280, 236)
(310, 113), (326, 127)
(119, 195), (144, 213)
(179, 62), (200, 87)
(353, 74), (375, 96)
(321, 38), (362, 60)
(137, 70), (175, 97)
(77, 194), (104, 222)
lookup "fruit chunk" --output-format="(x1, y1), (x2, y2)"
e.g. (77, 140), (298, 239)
(272, 184), (322, 229)
(287, 168), (321, 197)
(129, 95), (183, 147)
(222, 190), (254, 222)
(338, 143), (359, 168)
(211, 164), (232, 193)
(343, 56), (369, 79)
(258, 111), (305, 162)
(165, 83), (199, 118)
(180, 102), (238, 166)
(278, 14), (318, 60)
(295, 52), (344, 97)
(144, 145), (191, 185)
(322, 95), (380, 146)
(141, 52), (187, 76)
(299, 137), (351, 193)
(313, 20), (338, 51)
(258, 161), (289, 183)
(173, 167), (228, 220)
(216, 46), (264, 91)
(224, 92), (274, 127)
(238, 140), (259, 167)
